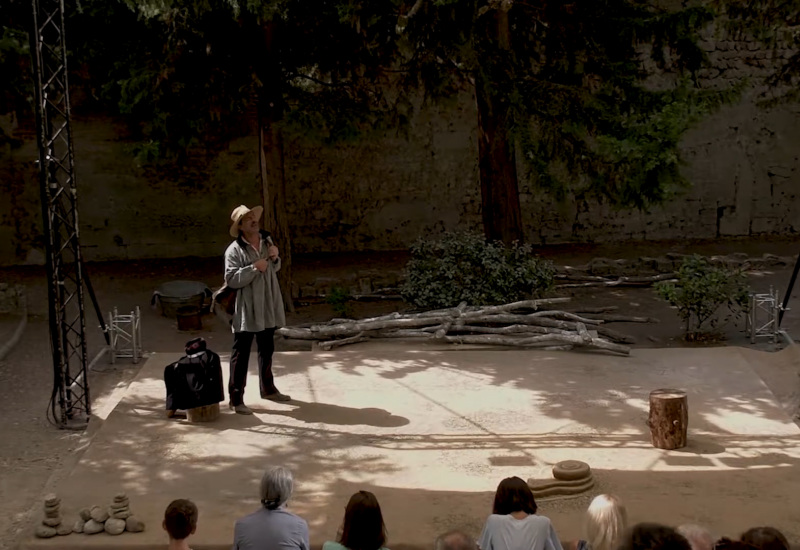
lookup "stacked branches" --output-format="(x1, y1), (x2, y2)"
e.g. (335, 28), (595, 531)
(277, 298), (651, 355)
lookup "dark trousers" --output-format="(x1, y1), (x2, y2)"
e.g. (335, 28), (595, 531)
(228, 328), (277, 406)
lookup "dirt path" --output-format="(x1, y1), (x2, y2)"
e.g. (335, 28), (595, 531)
(0, 238), (799, 549)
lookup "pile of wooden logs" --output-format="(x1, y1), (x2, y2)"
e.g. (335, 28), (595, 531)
(555, 272), (678, 289)
(277, 298), (656, 355)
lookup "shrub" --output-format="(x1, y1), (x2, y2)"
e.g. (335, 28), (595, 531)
(400, 232), (556, 309)
(655, 254), (750, 340)
(326, 286), (354, 318)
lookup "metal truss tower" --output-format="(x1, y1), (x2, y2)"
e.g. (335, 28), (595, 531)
(29, 0), (91, 428)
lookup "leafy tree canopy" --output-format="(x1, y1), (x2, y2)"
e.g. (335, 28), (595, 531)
(395, 1), (739, 208)
(0, 0), (31, 150)
(67, 0), (404, 162)
(9, 0), (792, 215)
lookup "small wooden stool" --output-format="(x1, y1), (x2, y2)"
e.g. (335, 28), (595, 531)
(647, 389), (688, 450)
(187, 403), (220, 423)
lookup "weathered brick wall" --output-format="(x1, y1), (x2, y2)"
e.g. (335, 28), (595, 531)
(1, 31), (799, 264)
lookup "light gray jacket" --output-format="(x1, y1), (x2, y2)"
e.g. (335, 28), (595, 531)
(224, 231), (286, 333)
(232, 506), (309, 550)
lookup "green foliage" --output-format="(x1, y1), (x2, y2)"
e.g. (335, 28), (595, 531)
(655, 255), (750, 340)
(0, 2), (32, 152)
(398, 1), (734, 209)
(63, 0), (738, 213)
(67, 0), (403, 160)
(401, 232), (556, 309)
(15, 0), (768, 224)
(325, 286), (354, 319)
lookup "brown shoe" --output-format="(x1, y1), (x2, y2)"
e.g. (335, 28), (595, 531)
(166, 409), (176, 418)
(263, 392), (291, 402)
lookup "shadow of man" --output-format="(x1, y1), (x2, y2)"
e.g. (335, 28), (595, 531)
(259, 400), (410, 427)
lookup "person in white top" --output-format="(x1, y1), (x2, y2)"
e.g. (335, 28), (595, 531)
(478, 476), (563, 550)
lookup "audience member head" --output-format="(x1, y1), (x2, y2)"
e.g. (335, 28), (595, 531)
(740, 527), (790, 550)
(677, 523), (719, 550)
(714, 538), (759, 550)
(260, 466), (294, 510)
(492, 476), (537, 515)
(339, 490), (387, 550)
(163, 499), (198, 542)
(677, 524), (716, 550)
(584, 494), (627, 550)
(618, 523), (691, 550)
(435, 530), (478, 550)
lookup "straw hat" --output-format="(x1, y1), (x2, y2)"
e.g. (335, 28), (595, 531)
(229, 205), (264, 238)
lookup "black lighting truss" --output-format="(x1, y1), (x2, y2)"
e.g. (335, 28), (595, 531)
(29, 0), (90, 428)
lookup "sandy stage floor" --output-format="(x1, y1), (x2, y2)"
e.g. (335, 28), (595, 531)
(20, 344), (800, 550)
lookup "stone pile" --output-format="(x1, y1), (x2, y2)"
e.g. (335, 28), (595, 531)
(71, 493), (145, 537)
(32, 493), (145, 538)
(34, 494), (72, 538)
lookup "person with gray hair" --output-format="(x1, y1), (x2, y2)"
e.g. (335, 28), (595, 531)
(677, 525), (717, 550)
(436, 530), (478, 550)
(233, 466), (309, 550)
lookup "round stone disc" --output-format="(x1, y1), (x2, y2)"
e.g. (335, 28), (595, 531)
(552, 460), (591, 481)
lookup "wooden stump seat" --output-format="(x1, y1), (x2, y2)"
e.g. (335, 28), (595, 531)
(187, 403), (220, 423)
(648, 388), (688, 450)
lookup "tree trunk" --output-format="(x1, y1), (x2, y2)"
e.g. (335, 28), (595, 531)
(474, 6), (524, 244)
(258, 22), (295, 313)
(648, 389), (688, 450)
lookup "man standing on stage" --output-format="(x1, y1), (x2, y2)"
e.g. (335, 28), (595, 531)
(224, 204), (290, 415)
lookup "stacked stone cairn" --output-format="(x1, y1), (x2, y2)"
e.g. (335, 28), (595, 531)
(71, 493), (145, 536)
(34, 494), (72, 538)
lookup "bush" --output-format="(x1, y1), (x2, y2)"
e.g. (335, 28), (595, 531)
(326, 286), (354, 318)
(400, 232), (556, 309)
(655, 255), (750, 340)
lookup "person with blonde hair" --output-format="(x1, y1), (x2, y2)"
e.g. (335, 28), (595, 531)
(567, 494), (627, 550)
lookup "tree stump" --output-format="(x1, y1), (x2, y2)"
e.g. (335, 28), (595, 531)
(648, 389), (688, 450)
(187, 403), (220, 423)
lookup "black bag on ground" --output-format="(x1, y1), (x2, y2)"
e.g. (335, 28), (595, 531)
(164, 338), (224, 411)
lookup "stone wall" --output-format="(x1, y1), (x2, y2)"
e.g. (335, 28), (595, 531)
(1, 32), (799, 265)
(0, 283), (25, 314)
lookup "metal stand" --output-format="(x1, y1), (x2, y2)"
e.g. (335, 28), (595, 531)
(108, 307), (142, 364)
(748, 287), (783, 345)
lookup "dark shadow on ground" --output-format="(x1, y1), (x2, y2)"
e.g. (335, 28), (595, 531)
(259, 401), (410, 427)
